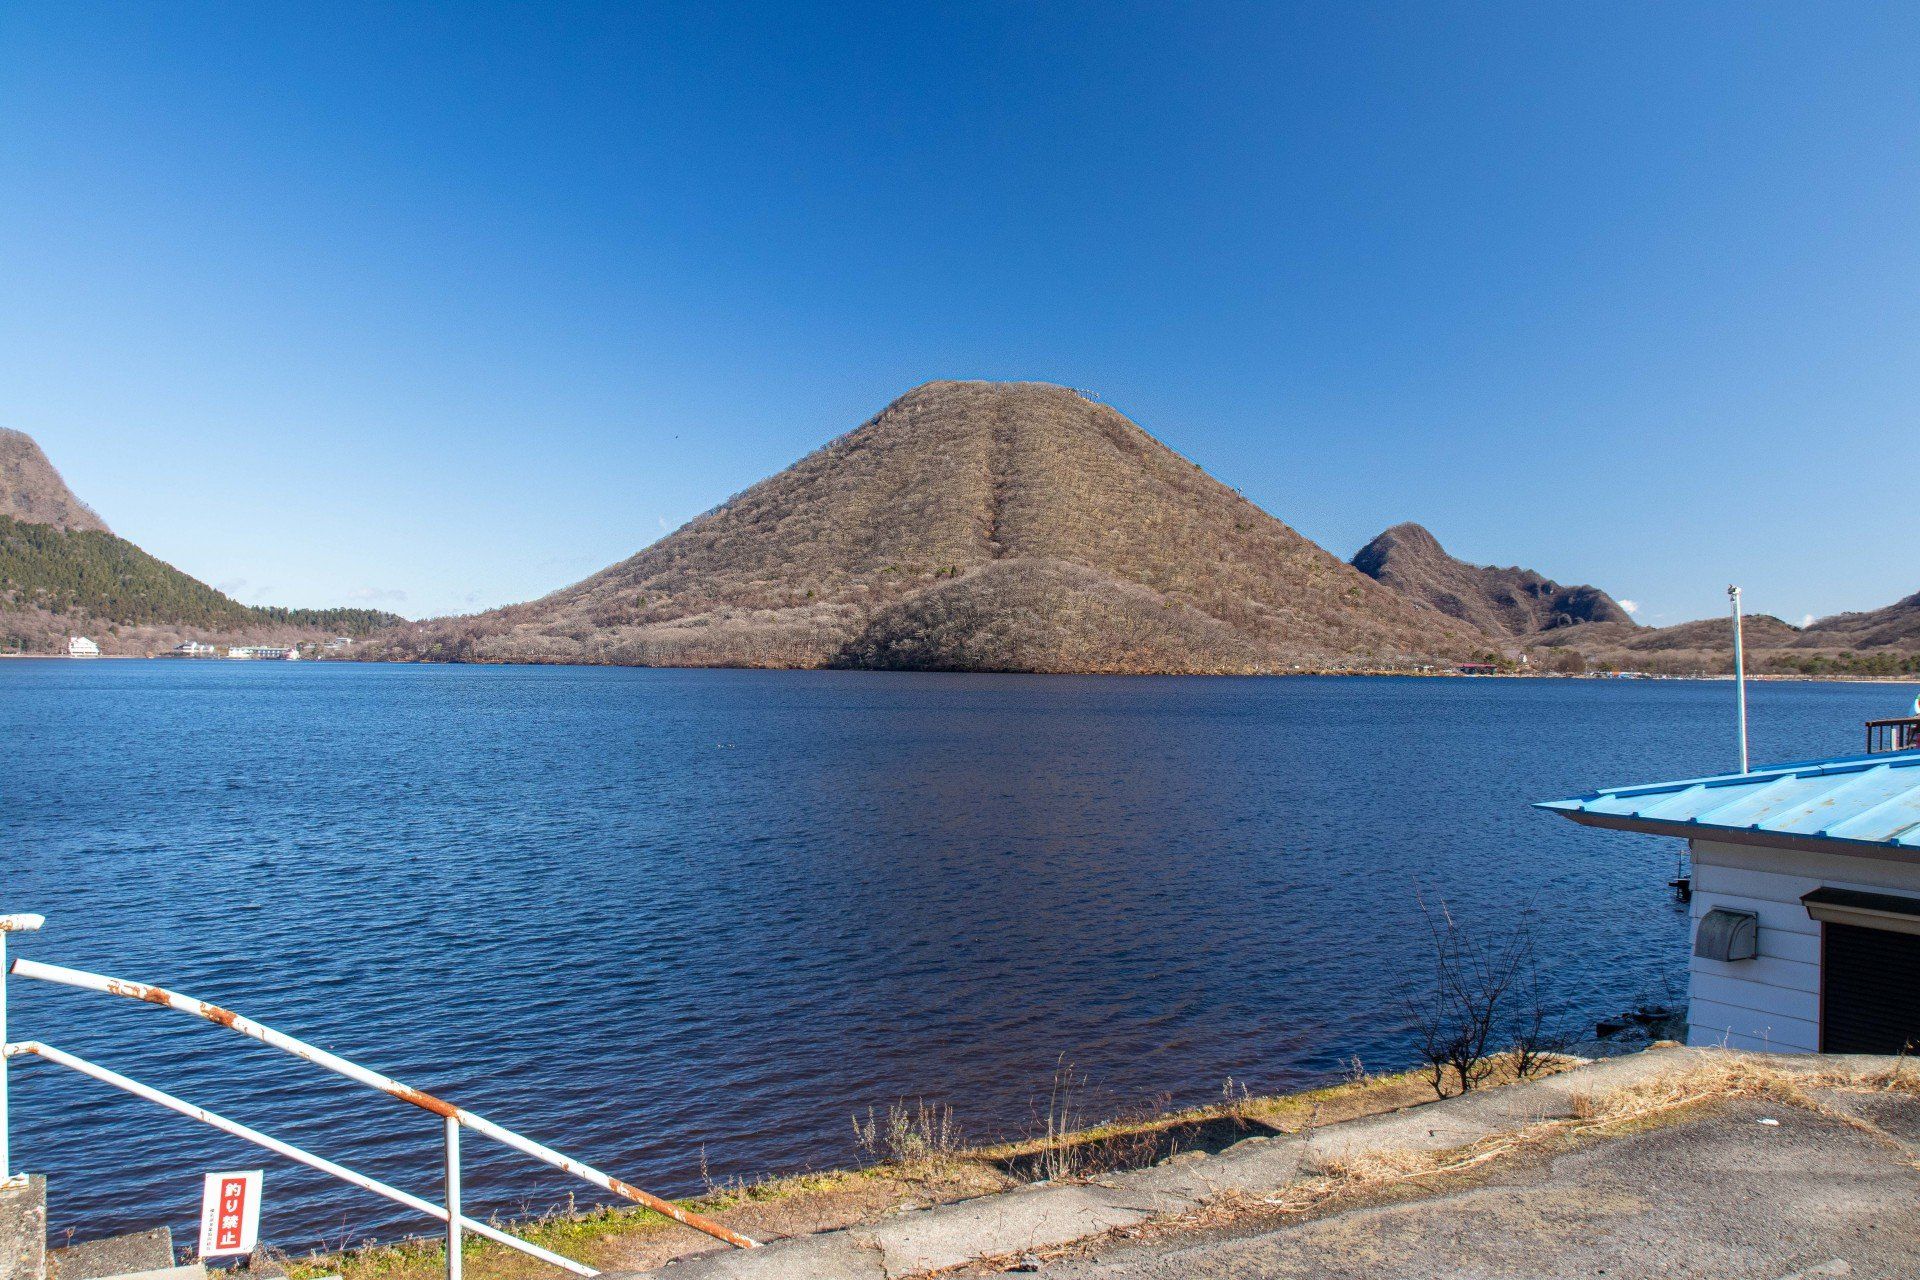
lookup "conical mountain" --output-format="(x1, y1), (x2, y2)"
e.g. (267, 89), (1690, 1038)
(1352, 521), (1633, 638)
(0, 427), (109, 532)
(390, 381), (1487, 672)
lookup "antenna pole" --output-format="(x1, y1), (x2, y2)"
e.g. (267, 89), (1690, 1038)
(1729, 585), (1748, 774)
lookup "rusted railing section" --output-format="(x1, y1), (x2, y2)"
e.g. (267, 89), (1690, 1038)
(10, 957), (754, 1248)
(2, 932), (758, 1277)
(3, 1039), (591, 1274)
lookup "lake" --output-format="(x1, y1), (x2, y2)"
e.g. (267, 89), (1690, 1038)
(2, 661), (1907, 1250)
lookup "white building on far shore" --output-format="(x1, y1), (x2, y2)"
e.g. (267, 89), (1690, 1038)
(226, 645), (299, 660)
(66, 636), (100, 657)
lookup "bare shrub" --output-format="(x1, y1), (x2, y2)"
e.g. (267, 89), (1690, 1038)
(1509, 965), (1568, 1079)
(1407, 903), (1536, 1097)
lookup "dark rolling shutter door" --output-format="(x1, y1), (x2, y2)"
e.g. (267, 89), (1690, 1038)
(1821, 922), (1920, 1054)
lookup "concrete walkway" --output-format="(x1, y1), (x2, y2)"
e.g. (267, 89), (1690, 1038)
(651, 1047), (1905, 1280)
(1029, 1090), (1920, 1278)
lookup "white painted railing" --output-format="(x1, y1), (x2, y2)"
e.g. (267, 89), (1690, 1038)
(0, 914), (757, 1277)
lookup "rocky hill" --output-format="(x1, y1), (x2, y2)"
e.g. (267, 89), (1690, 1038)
(380, 381), (1490, 673)
(1352, 522), (1633, 638)
(0, 427), (109, 533)
(0, 431), (400, 655)
(1345, 519), (1920, 679)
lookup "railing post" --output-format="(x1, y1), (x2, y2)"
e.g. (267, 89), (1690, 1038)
(443, 1116), (462, 1280)
(0, 914), (47, 1185)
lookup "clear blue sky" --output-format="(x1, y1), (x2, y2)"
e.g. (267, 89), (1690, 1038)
(4, 3), (1918, 624)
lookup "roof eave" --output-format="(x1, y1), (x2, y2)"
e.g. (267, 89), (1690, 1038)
(1541, 805), (1920, 864)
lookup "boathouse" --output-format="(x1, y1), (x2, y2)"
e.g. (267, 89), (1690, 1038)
(1540, 722), (1920, 1055)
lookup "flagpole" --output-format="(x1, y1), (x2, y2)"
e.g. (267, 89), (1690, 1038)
(1729, 585), (1748, 774)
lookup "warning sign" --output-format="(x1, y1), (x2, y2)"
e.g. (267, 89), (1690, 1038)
(197, 1170), (263, 1258)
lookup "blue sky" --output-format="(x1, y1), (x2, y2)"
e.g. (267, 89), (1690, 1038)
(3, 3), (1918, 624)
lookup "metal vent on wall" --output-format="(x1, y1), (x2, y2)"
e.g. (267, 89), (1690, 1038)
(1694, 908), (1758, 962)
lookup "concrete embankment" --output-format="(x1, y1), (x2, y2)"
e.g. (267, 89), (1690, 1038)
(641, 1048), (1919, 1280)
(278, 1057), (1550, 1280)
(39, 1047), (1909, 1280)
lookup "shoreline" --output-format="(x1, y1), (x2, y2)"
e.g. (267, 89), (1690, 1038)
(275, 1054), (1574, 1280)
(5, 652), (1917, 685)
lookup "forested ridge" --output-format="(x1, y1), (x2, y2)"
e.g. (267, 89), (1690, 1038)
(0, 515), (399, 634)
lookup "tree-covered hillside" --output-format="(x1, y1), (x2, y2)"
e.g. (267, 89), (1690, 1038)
(0, 515), (399, 635)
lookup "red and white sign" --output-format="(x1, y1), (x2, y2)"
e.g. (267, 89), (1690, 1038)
(197, 1170), (263, 1258)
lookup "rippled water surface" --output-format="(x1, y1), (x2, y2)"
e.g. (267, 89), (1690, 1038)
(3, 661), (1904, 1249)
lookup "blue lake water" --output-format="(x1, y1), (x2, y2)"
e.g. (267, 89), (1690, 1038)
(2, 661), (1908, 1251)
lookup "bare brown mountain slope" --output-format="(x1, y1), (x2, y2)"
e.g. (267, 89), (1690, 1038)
(0, 427), (108, 532)
(1803, 592), (1920, 650)
(1547, 599), (1920, 676)
(1352, 522), (1632, 638)
(381, 381), (1489, 673)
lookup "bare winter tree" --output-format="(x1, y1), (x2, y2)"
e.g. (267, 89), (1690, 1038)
(1407, 903), (1537, 1097)
(1508, 961), (1567, 1080)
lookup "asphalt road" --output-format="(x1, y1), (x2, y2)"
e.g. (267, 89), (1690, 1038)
(1034, 1091), (1920, 1280)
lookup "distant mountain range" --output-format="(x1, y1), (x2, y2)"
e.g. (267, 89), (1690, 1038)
(9, 386), (1918, 675)
(372, 380), (1918, 675)
(1348, 519), (1916, 676)
(1545, 597), (1920, 677)
(0, 428), (399, 655)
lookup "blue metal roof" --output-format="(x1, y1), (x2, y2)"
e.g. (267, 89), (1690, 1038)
(1537, 750), (1920, 852)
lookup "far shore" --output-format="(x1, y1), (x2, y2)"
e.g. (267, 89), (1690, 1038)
(4, 651), (1916, 685)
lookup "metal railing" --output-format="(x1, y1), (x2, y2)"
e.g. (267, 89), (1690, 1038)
(1866, 717), (1920, 754)
(0, 914), (757, 1276)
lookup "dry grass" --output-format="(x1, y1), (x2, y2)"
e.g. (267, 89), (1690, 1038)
(276, 1163), (957, 1280)
(275, 1053), (1573, 1280)
(293, 1053), (1918, 1280)
(1269, 1055), (1835, 1215)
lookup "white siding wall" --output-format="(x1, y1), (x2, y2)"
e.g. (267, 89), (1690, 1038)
(1688, 838), (1920, 1053)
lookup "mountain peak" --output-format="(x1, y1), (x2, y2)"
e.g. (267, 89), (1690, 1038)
(1352, 522), (1633, 638)
(1352, 522), (1444, 576)
(0, 428), (110, 534)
